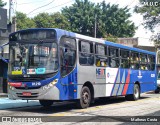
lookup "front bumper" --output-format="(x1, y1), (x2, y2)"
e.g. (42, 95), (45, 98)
(8, 85), (60, 100)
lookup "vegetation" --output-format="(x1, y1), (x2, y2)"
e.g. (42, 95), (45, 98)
(135, 0), (160, 32)
(0, 0), (6, 7)
(15, 0), (137, 39)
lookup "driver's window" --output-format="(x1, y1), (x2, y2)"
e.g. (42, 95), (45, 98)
(60, 37), (76, 77)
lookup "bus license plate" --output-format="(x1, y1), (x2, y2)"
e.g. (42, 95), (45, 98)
(22, 92), (31, 96)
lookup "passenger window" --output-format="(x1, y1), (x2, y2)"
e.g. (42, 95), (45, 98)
(79, 41), (94, 65)
(60, 37), (76, 77)
(140, 54), (148, 70)
(109, 47), (119, 58)
(95, 44), (107, 67)
(120, 50), (130, 68)
(108, 47), (119, 68)
(148, 55), (155, 70)
(130, 52), (139, 69)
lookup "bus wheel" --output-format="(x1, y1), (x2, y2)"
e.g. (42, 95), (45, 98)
(77, 86), (91, 109)
(39, 100), (54, 107)
(125, 84), (140, 101)
(155, 88), (160, 93)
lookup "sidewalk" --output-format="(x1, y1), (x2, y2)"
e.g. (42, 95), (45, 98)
(0, 93), (8, 98)
(0, 98), (40, 109)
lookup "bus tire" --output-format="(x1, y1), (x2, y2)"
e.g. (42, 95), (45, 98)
(125, 84), (140, 101)
(39, 100), (54, 107)
(155, 88), (160, 93)
(77, 86), (91, 109)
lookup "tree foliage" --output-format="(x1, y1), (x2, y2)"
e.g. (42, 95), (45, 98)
(62, 0), (136, 38)
(33, 12), (69, 29)
(16, 12), (69, 30)
(135, 0), (160, 31)
(150, 33), (160, 45)
(15, 0), (136, 39)
(62, 0), (96, 36)
(16, 12), (36, 30)
(0, 0), (6, 7)
(34, 13), (54, 28)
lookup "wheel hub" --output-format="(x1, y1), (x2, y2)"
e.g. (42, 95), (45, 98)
(82, 91), (89, 104)
(134, 86), (139, 99)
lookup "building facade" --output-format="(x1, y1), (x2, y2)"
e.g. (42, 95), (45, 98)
(0, 8), (9, 93)
(117, 37), (155, 52)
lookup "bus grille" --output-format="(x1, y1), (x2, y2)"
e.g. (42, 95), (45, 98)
(15, 86), (41, 90)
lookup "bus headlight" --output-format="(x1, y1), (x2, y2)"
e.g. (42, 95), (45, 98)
(9, 85), (15, 90)
(42, 79), (58, 90)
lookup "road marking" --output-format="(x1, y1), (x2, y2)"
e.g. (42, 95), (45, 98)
(51, 112), (72, 116)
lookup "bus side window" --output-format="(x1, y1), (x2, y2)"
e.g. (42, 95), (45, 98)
(140, 53), (147, 70)
(148, 55), (155, 71)
(108, 47), (119, 68)
(130, 52), (139, 70)
(95, 44), (107, 67)
(120, 49), (130, 68)
(79, 41), (94, 65)
(60, 37), (76, 77)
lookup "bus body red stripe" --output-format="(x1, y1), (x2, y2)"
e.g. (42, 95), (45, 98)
(122, 70), (130, 95)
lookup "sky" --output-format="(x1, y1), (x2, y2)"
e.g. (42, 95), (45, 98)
(3, 0), (157, 39)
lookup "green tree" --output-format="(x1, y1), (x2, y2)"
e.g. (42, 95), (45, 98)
(16, 12), (36, 30)
(0, 0), (6, 7)
(33, 13), (54, 28)
(62, 0), (96, 36)
(50, 12), (70, 30)
(135, 0), (160, 31)
(33, 12), (70, 29)
(62, 0), (136, 38)
(101, 1), (136, 37)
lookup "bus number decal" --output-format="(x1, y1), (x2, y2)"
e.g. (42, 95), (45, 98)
(32, 82), (41, 86)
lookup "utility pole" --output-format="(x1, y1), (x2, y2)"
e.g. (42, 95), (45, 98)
(94, 14), (97, 38)
(9, 0), (12, 23)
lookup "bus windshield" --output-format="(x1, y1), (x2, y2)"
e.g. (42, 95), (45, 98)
(9, 42), (58, 75)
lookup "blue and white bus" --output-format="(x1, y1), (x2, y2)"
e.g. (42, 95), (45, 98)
(7, 28), (156, 108)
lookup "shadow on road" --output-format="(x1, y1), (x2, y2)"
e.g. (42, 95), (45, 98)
(3, 96), (150, 115)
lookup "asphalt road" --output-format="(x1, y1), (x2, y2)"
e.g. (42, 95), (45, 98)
(0, 92), (160, 125)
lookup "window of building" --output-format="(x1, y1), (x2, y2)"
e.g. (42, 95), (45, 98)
(108, 47), (119, 68)
(79, 41), (94, 65)
(95, 44), (107, 67)
(60, 37), (76, 77)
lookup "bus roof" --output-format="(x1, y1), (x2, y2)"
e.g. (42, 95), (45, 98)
(10, 28), (156, 55)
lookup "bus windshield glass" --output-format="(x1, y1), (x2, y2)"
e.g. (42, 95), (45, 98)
(9, 42), (58, 75)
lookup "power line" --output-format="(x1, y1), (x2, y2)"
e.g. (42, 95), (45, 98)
(27, 0), (55, 15)
(17, 0), (45, 5)
(30, 0), (73, 16)
(123, 0), (135, 8)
